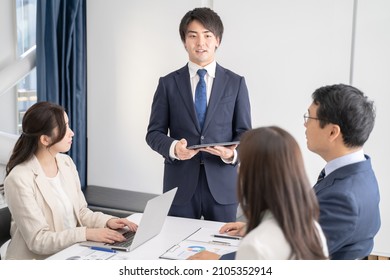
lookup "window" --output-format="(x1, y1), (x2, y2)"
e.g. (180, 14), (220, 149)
(16, 0), (36, 54)
(15, 0), (37, 133)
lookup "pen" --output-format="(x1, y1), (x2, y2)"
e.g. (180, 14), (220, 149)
(90, 246), (117, 253)
(212, 234), (241, 240)
(211, 240), (231, 245)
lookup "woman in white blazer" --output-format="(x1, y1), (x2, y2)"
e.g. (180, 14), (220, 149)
(4, 102), (137, 259)
(189, 126), (328, 260)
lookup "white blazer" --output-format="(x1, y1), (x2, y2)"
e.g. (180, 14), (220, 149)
(236, 211), (328, 259)
(4, 154), (114, 259)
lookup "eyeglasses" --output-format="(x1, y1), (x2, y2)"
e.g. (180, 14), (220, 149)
(303, 113), (322, 124)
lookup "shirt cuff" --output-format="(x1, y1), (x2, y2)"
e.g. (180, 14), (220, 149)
(169, 140), (180, 160)
(221, 149), (237, 164)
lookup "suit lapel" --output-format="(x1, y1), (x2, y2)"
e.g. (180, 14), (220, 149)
(203, 64), (228, 132)
(56, 156), (83, 226)
(33, 155), (83, 229)
(174, 65), (201, 131)
(314, 180), (327, 194)
(314, 159), (370, 194)
(32, 156), (64, 230)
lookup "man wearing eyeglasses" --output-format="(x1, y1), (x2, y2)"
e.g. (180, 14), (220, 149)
(304, 84), (381, 260)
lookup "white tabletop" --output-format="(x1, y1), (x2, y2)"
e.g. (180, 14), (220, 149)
(47, 213), (226, 260)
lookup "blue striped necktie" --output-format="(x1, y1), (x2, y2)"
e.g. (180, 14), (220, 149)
(195, 69), (207, 129)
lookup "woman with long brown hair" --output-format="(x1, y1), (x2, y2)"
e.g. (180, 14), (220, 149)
(189, 126), (328, 259)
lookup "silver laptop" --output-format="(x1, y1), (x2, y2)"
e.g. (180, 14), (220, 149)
(80, 187), (177, 252)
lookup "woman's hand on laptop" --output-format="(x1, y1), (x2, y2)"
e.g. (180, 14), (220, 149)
(86, 228), (129, 243)
(107, 218), (138, 232)
(85, 218), (137, 243)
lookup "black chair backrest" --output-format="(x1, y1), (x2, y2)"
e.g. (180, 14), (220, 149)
(0, 206), (11, 259)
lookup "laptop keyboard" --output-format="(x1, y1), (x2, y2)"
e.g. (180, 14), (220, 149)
(110, 231), (136, 247)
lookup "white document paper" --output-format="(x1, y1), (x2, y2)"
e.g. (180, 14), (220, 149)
(65, 247), (117, 260)
(159, 227), (241, 260)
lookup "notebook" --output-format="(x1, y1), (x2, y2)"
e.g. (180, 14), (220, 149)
(80, 187), (177, 252)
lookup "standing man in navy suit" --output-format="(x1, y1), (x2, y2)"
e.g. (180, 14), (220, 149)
(146, 7), (251, 222)
(304, 84), (381, 259)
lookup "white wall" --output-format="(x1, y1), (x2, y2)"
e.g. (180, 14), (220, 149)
(87, 0), (390, 256)
(214, 0), (353, 182)
(352, 0), (390, 257)
(87, 0), (352, 192)
(87, 0), (198, 193)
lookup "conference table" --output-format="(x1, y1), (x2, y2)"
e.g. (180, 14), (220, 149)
(47, 213), (230, 260)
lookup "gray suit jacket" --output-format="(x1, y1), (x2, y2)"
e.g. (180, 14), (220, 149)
(146, 63), (251, 205)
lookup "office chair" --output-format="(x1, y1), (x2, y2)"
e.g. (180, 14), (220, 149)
(0, 206), (11, 260)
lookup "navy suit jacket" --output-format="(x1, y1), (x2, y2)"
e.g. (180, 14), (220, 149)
(146, 63), (251, 206)
(314, 156), (381, 260)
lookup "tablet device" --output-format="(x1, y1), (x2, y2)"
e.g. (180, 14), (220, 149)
(187, 141), (240, 150)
